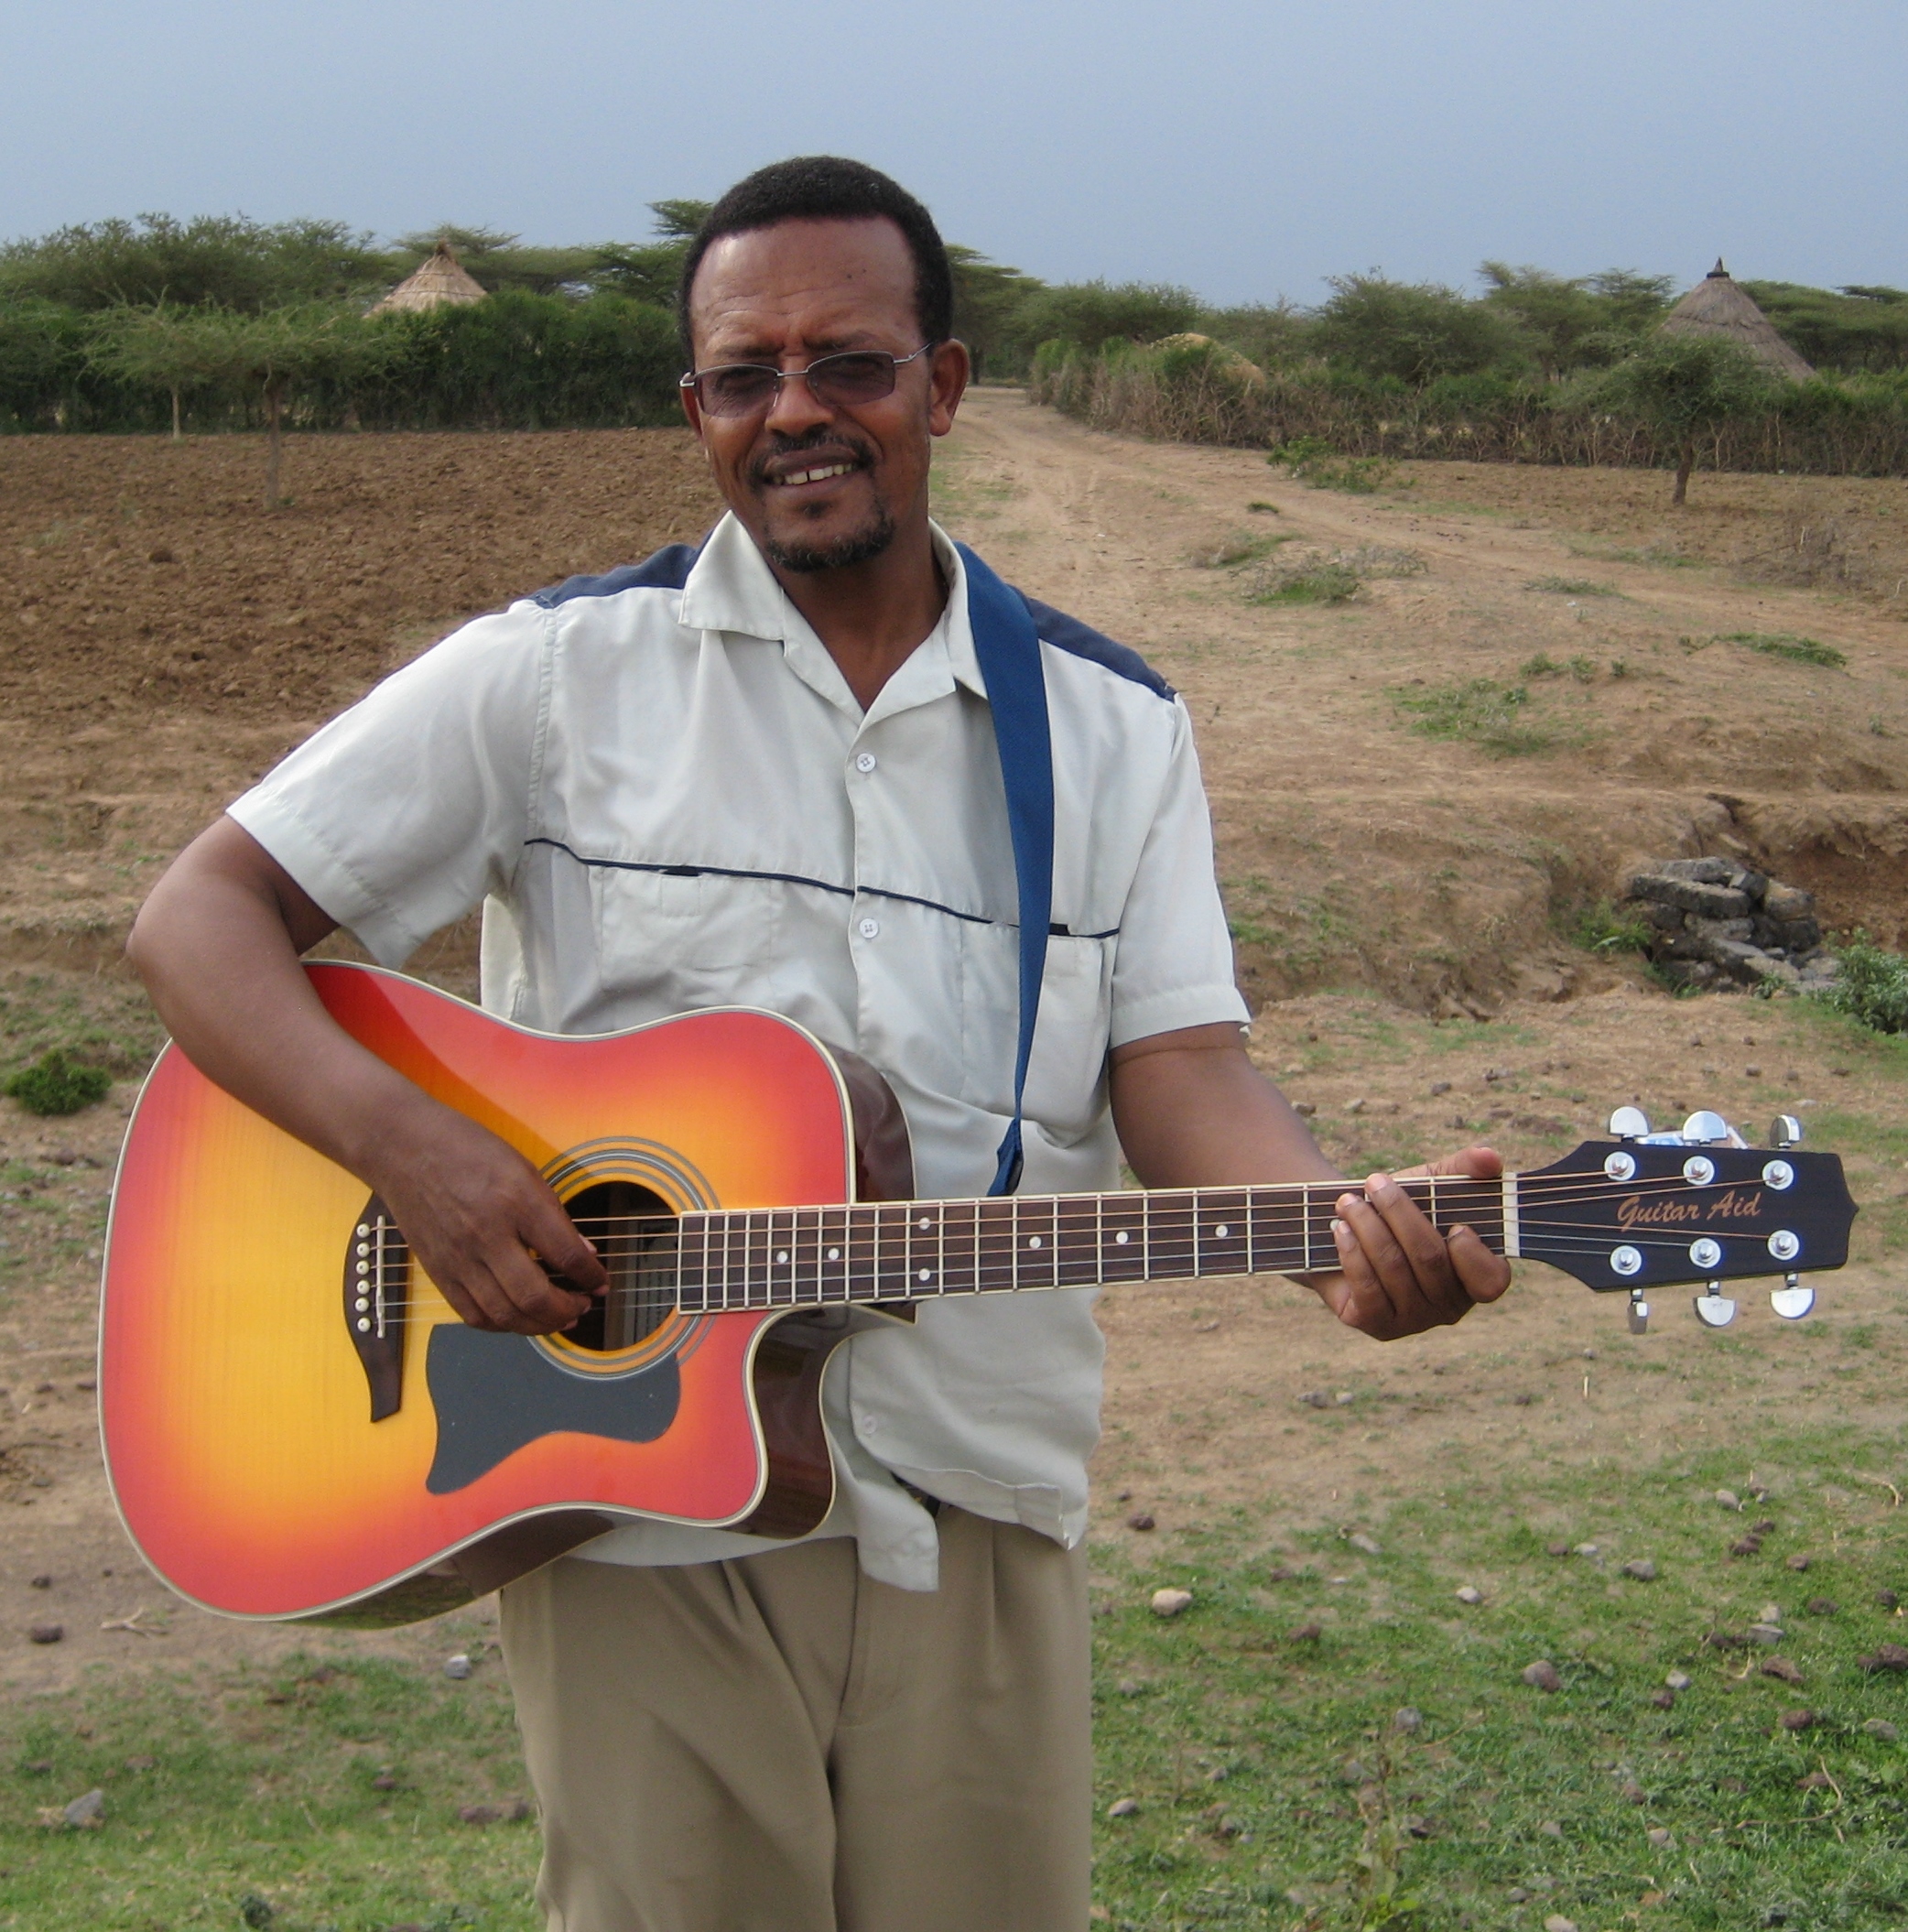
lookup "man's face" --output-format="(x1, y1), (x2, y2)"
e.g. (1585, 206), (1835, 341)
(682, 217), (966, 574)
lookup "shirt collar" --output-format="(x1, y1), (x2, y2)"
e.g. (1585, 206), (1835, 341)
(677, 512), (989, 707)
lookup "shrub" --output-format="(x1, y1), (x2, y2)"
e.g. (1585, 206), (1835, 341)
(1571, 899), (1652, 954)
(1815, 936), (1908, 1035)
(1268, 440), (1395, 493)
(1716, 631), (1847, 668)
(1393, 678), (1568, 755)
(1249, 561), (1362, 606)
(5, 1048), (112, 1115)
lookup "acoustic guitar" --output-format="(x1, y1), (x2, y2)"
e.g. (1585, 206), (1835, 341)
(98, 963), (1857, 1627)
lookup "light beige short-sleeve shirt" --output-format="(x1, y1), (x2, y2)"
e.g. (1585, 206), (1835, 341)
(231, 514), (1247, 1590)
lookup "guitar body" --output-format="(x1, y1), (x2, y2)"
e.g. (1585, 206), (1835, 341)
(100, 964), (912, 1627)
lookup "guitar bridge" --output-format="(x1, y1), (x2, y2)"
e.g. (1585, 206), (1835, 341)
(343, 1195), (409, 1421)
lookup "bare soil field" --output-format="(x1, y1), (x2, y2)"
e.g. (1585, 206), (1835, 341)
(2, 396), (1904, 1697)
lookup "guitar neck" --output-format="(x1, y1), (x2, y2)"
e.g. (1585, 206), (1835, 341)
(669, 1177), (1512, 1312)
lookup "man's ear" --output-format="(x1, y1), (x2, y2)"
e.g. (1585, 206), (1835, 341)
(928, 339), (970, 438)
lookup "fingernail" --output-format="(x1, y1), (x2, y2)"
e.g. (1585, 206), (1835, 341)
(1332, 1218), (1350, 1244)
(1336, 1194), (1359, 1217)
(1367, 1171), (1393, 1194)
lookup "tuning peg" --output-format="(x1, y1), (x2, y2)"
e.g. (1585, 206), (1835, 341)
(1681, 1110), (1731, 1145)
(1609, 1105), (1652, 1140)
(1627, 1289), (1650, 1335)
(1770, 1114), (1804, 1150)
(1770, 1274), (1816, 1320)
(1693, 1286), (1738, 1328)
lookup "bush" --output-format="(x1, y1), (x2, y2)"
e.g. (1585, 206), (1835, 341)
(5, 1048), (112, 1115)
(1571, 900), (1652, 954)
(1716, 631), (1847, 668)
(1815, 937), (1908, 1035)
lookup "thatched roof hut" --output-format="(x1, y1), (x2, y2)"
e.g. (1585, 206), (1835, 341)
(369, 240), (489, 316)
(1659, 260), (1814, 381)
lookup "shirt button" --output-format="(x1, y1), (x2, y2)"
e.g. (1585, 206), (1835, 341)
(854, 752), (878, 774)
(858, 917), (880, 939)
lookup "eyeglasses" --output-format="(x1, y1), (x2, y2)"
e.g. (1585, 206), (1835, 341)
(679, 344), (936, 418)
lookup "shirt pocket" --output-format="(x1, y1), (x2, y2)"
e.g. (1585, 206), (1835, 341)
(589, 865), (786, 1013)
(959, 925), (1114, 1145)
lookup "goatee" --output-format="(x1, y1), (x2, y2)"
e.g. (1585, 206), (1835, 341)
(765, 507), (898, 575)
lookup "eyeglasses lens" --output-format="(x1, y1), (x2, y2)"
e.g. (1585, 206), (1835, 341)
(694, 352), (903, 418)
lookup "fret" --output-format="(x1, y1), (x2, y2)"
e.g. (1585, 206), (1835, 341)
(1145, 1190), (1196, 1281)
(745, 1210), (768, 1309)
(943, 1199), (980, 1296)
(1014, 1194), (1060, 1291)
(819, 1206), (849, 1304)
(793, 1206), (819, 1307)
(977, 1197), (1017, 1294)
(904, 1203), (941, 1295)
(847, 1206), (880, 1302)
(1100, 1191), (1145, 1284)
(764, 1209), (794, 1308)
(1247, 1188), (1306, 1275)
(1055, 1195), (1100, 1287)
(722, 1212), (743, 1311)
(875, 1203), (909, 1298)
(1197, 1189), (1251, 1277)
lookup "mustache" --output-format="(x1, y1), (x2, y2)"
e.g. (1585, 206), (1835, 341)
(748, 427), (876, 488)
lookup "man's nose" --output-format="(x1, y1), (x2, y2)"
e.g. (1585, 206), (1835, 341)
(762, 365), (835, 437)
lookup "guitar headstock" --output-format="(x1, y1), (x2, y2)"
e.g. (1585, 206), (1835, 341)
(1515, 1110), (1857, 1332)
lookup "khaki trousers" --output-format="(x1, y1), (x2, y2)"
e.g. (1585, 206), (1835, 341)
(497, 1507), (1092, 1932)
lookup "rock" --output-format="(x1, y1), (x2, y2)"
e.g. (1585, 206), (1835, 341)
(61, 1787), (104, 1829)
(1522, 1659), (1563, 1693)
(442, 1653), (472, 1680)
(1806, 1596), (1839, 1616)
(1749, 1623), (1785, 1645)
(1349, 1533), (1382, 1556)
(1705, 1631), (1749, 1651)
(1785, 1553), (1812, 1571)
(1292, 1101), (1317, 1117)
(1860, 1644), (1908, 1673)
(28, 1574), (50, 1590)
(1650, 1688), (1676, 1709)
(1764, 884), (1816, 921)
(1346, 1098), (1366, 1115)
(1543, 1911), (1577, 1931)
(1621, 1559), (1658, 1582)
(1628, 874), (1751, 919)
(1574, 1542), (1600, 1557)
(1539, 1818), (1565, 1838)
(1393, 1707), (1422, 1733)
(1797, 1769), (1834, 1791)
(371, 1772), (398, 1790)
(1731, 868), (1771, 902)
(1266, 1564), (1299, 1581)
(1730, 1537), (1764, 1558)
(1150, 1588), (1193, 1618)
(1761, 1656), (1805, 1685)
(1288, 1622), (1323, 1642)
(458, 1798), (531, 1824)
(1456, 1586), (1483, 1605)
(1106, 1796), (1140, 1818)
(1620, 1779), (1647, 1804)
(1546, 1541), (1572, 1557)
(1125, 1511), (1155, 1532)
(28, 1623), (64, 1644)
(1751, 1518), (1778, 1534)
(1780, 1709), (1816, 1731)
(1878, 1590), (1900, 1610)
(1666, 1671), (1693, 1691)
(1647, 1826), (1675, 1847)
(1339, 1758), (1371, 1784)
(1508, 1888), (1533, 1903)
(1655, 857), (1736, 885)
(124, 1756), (155, 1773)
(1429, 1080), (1451, 1096)
(1300, 1389), (1330, 1408)
(1716, 1489), (1742, 1511)
(1865, 1719), (1900, 1742)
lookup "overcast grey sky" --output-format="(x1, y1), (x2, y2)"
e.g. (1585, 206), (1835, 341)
(5, 0), (1901, 305)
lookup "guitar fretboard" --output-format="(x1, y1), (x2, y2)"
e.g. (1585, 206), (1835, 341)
(667, 1178), (1509, 1312)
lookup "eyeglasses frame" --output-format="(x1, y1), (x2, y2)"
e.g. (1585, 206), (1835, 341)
(678, 342), (940, 418)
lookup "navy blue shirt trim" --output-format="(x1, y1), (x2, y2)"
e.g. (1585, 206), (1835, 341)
(1023, 595), (1175, 700)
(531, 542), (701, 609)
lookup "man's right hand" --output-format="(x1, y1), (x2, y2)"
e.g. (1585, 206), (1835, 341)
(127, 815), (609, 1337)
(364, 1093), (608, 1334)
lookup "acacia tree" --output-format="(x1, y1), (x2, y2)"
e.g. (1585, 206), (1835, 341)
(1581, 332), (1778, 504)
(90, 304), (390, 503)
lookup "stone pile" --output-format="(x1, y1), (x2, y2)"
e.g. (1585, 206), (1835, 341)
(1623, 857), (1839, 994)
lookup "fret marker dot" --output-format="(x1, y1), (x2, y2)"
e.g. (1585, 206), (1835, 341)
(1114, 1231), (1130, 1245)
(918, 1215), (930, 1230)
(917, 1267), (932, 1283)
(1027, 1235), (1043, 1249)
(775, 1251), (788, 1265)
(1215, 1224), (1230, 1240)
(827, 1247), (840, 1262)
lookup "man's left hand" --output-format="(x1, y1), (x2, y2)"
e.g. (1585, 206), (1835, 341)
(1316, 1145), (1511, 1340)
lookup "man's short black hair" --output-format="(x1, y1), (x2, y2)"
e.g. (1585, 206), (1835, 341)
(676, 157), (953, 367)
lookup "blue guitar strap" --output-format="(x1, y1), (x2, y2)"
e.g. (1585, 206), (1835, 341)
(957, 544), (1053, 1198)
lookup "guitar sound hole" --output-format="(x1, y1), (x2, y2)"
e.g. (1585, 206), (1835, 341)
(562, 1180), (678, 1352)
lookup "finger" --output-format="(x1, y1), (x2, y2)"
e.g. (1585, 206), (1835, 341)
(1362, 1172), (1472, 1320)
(1447, 1224), (1512, 1304)
(521, 1188), (609, 1297)
(1331, 1193), (1411, 1335)
(491, 1241), (596, 1333)
(426, 1257), (521, 1333)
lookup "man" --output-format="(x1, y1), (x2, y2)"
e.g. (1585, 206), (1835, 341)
(128, 157), (1509, 1932)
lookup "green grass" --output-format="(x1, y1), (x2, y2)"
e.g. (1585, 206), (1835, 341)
(1196, 533), (1291, 570)
(1090, 1428), (1908, 1930)
(1392, 679), (1575, 756)
(4, 1048), (112, 1116)
(2, 1649), (540, 1931)
(1251, 562), (1363, 607)
(1716, 633), (1848, 669)
(1524, 577), (1620, 597)
(1520, 653), (1599, 684)
(1567, 899), (1653, 956)
(1268, 440), (1397, 495)
(0, 970), (165, 1083)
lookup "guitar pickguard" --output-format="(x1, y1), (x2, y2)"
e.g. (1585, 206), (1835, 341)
(424, 1327), (682, 1493)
